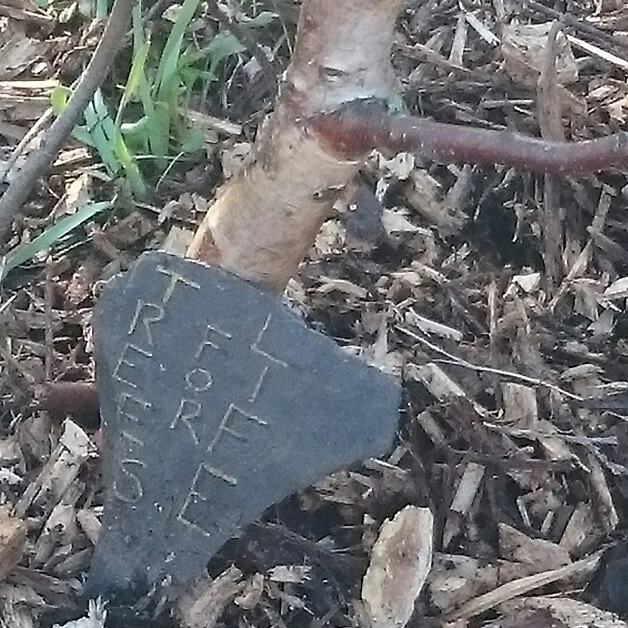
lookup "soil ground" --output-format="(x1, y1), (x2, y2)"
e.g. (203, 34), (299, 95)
(2, 0), (628, 626)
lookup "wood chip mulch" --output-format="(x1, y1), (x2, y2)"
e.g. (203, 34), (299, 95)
(3, 0), (628, 626)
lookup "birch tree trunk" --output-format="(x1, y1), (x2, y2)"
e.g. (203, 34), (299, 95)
(187, 0), (402, 293)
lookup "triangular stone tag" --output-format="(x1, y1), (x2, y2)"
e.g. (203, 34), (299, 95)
(88, 251), (400, 603)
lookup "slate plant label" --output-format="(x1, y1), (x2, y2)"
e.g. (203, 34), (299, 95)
(88, 251), (400, 603)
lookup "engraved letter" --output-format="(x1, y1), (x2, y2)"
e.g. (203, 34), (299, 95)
(195, 324), (232, 361)
(114, 432), (146, 502)
(178, 463), (237, 535)
(120, 430), (144, 449)
(171, 398), (202, 445)
(185, 367), (213, 392)
(116, 392), (151, 423)
(250, 314), (288, 367)
(157, 266), (200, 304)
(113, 343), (152, 388)
(207, 404), (267, 453)
(248, 366), (269, 403)
(113, 459), (146, 503)
(247, 314), (287, 402)
(128, 300), (164, 348)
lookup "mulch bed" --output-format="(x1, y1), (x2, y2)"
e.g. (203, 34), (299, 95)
(2, 0), (628, 626)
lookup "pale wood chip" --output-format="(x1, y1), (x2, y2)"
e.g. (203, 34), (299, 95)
(501, 383), (538, 429)
(587, 453), (619, 534)
(32, 503), (77, 568)
(268, 565), (311, 583)
(233, 573), (264, 610)
(161, 226), (194, 256)
(177, 566), (244, 628)
(502, 22), (578, 85)
(15, 420), (94, 518)
(559, 504), (600, 554)
(76, 508), (102, 546)
(567, 34), (628, 71)
(498, 523), (571, 572)
(443, 463), (485, 547)
(362, 506), (434, 628)
(0, 506), (27, 582)
(446, 552), (602, 621)
(51, 598), (107, 628)
(499, 595), (628, 628)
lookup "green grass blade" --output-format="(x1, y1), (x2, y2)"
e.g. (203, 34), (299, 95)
(96, 0), (109, 19)
(183, 32), (245, 69)
(206, 32), (245, 87)
(131, 0), (144, 51)
(154, 0), (201, 100)
(50, 85), (71, 115)
(118, 39), (151, 118)
(71, 125), (98, 148)
(114, 133), (147, 198)
(111, 25), (150, 196)
(1, 201), (111, 280)
(146, 101), (171, 161)
(244, 11), (277, 28)
(83, 96), (121, 174)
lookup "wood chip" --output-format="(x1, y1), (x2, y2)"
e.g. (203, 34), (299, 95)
(362, 506), (434, 628)
(498, 523), (571, 572)
(446, 553), (602, 621)
(15, 420), (94, 518)
(499, 596), (628, 628)
(177, 566), (244, 628)
(0, 506), (27, 582)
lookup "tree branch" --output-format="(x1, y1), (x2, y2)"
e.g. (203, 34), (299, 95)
(187, 0), (403, 293)
(312, 104), (628, 176)
(0, 0), (133, 243)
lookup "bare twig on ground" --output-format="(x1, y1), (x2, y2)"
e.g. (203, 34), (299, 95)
(312, 104), (628, 176)
(39, 382), (100, 428)
(0, 0), (133, 244)
(520, 0), (628, 56)
(397, 325), (583, 402)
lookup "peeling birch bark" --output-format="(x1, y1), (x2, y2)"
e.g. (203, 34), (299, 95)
(187, 0), (402, 293)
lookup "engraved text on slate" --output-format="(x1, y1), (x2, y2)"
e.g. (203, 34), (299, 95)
(88, 252), (400, 602)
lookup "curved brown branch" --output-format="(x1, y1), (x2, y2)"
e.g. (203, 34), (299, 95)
(311, 105), (628, 176)
(0, 0), (133, 244)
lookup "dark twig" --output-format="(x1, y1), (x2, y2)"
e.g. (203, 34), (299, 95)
(0, 0), (133, 244)
(519, 0), (628, 57)
(39, 381), (100, 428)
(312, 104), (628, 176)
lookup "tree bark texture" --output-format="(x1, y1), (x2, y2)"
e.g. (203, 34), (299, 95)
(187, 0), (402, 293)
